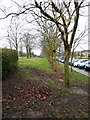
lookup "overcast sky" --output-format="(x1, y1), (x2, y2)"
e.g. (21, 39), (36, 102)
(0, 0), (89, 55)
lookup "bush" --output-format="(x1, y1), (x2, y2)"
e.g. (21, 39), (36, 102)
(1, 48), (18, 79)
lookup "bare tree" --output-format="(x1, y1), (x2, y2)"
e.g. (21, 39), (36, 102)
(7, 31), (13, 50)
(34, 0), (88, 87)
(19, 38), (24, 57)
(70, 25), (88, 71)
(21, 32), (36, 59)
(7, 17), (22, 53)
(35, 17), (60, 71)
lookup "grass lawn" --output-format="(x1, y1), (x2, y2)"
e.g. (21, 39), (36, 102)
(59, 63), (89, 85)
(18, 57), (53, 74)
(2, 57), (89, 119)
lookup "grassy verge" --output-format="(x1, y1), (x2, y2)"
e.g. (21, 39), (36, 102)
(18, 57), (89, 86)
(59, 63), (89, 85)
(18, 57), (53, 74)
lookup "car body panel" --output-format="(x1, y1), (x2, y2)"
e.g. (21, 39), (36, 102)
(85, 61), (90, 70)
(73, 59), (88, 67)
(78, 60), (88, 68)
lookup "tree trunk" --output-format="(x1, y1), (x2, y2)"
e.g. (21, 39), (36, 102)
(15, 44), (18, 57)
(16, 44), (18, 52)
(26, 47), (29, 59)
(49, 53), (53, 68)
(64, 50), (70, 87)
(29, 47), (31, 58)
(48, 55), (52, 64)
(71, 51), (74, 72)
(9, 41), (12, 50)
(53, 50), (57, 71)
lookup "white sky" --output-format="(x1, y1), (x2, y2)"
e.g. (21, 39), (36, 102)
(0, 0), (88, 55)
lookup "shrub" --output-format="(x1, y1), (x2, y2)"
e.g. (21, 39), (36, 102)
(1, 48), (18, 79)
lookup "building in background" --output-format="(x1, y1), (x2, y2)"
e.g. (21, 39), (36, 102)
(74, 50), (90, 58)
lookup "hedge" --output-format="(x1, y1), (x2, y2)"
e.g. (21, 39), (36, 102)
(1, 48), (18, 79)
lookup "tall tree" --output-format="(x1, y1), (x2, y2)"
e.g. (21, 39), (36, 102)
(7, 17), (22, 53)
(38, 20), (59, 71)
(21, 32), (36, 59)
(34, 0), (85, 87)
(70, 26), (88, 72)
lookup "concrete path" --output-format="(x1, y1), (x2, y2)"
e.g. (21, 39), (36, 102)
(71, 66), (90, 77)
(60, 62), (90, 77)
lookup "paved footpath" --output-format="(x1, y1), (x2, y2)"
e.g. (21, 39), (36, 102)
(71, 66), (90, 77)
(60, 62), (90, 77)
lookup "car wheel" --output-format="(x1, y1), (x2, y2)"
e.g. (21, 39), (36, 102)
(78, 66), (80, 69)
